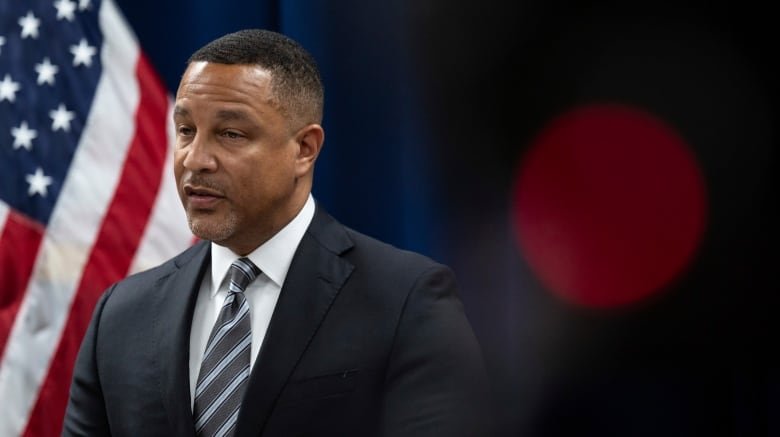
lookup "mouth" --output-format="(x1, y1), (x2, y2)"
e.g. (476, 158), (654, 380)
(183, 184), (225, 209)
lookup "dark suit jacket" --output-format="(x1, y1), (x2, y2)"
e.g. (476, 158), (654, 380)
(63, 206), (491, 436)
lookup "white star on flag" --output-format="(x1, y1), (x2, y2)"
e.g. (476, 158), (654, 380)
(70, 38), (97, 67)
(79, 0), (91, 10)
(18, 11), (41, 39)
(0, 74), (20, 102)
(0, 36), (6, 55)
(54, 0), (78, 22)
(49, 103), (75, 131)
(35, 58), (59, 86)
(12, 121), (37, 151)
(25, 167), (53, 197)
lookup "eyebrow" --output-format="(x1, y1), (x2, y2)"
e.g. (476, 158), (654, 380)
(172, 107), (251, 123)
(214, 109), (251, 122)
(172, 106), (189, 118)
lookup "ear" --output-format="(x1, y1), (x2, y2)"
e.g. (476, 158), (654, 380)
(295, 124), (324, 177)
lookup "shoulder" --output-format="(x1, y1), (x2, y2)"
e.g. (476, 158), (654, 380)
(107, 241), (207, 298)
(307, 204), (452, 288)
(344, 227), (442, 272)
(125, 242), (203, 282)
(340, 226), (456, 302)
(89, 242), (207, 335)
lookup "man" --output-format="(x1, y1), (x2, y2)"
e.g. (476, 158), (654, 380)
(63, 29), (490, 436)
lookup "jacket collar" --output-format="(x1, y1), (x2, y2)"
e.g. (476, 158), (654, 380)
(154, 241), (210, 436)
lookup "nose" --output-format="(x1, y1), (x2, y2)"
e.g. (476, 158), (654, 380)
(181, 133), (218, 173)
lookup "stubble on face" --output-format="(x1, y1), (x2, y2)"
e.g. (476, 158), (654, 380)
(180, 173), (239, 244)
(187, 211), (239, 244)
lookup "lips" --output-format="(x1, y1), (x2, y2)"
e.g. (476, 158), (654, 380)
(183, 184), (225, 209)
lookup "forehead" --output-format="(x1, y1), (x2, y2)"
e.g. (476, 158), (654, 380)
(175, 62), (277, 115)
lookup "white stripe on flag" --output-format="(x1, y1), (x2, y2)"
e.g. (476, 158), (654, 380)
(0, 201), (9, 238)
(128, 103), (192, 275)
(0, 1), (141, 435)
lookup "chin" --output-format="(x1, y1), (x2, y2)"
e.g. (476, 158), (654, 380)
(187, 216), (236, 243)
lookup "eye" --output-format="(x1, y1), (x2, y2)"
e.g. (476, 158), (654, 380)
(220, 130), (244, 140)
(177, 125), (194, 136)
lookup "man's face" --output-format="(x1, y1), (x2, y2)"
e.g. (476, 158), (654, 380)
(173, 62), (302, 254)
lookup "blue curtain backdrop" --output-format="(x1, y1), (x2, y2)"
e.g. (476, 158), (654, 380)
(116, 1), (778, 435)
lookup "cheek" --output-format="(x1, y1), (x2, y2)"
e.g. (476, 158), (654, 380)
(173, 163), (181, 180)
(173, 151), (188, 180)
(173, 150), (184, 172)
(245, 162), (290, 197)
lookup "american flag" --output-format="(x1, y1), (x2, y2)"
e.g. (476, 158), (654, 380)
(0, 0), (191, 435)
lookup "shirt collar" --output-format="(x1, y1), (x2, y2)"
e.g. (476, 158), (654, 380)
(209, 194), (316, 296)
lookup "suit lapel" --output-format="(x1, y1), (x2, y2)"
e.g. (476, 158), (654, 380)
(236, 207), (354, 436)
(153, 241), (210, 437)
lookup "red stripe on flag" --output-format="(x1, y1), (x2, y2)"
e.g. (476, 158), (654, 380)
(0, 212), (44, 361)
(23, 54), (170, 437)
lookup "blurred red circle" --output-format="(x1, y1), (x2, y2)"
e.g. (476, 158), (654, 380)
(511, 103), (707, 308)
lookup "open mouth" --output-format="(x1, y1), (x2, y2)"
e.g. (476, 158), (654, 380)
(183, 184), (225, 208)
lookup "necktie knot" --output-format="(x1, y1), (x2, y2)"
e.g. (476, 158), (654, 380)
(228, 257), (260, 294)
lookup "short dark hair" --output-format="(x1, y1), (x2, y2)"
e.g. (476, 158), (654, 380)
(188, 29), (324, 126)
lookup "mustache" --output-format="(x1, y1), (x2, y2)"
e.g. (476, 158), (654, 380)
(182, 175), (227, 193)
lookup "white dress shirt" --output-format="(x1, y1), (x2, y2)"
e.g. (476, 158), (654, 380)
(188, 194), (315, 407)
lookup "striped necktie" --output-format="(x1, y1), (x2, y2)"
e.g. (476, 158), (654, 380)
(193, 257), (260, 437)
